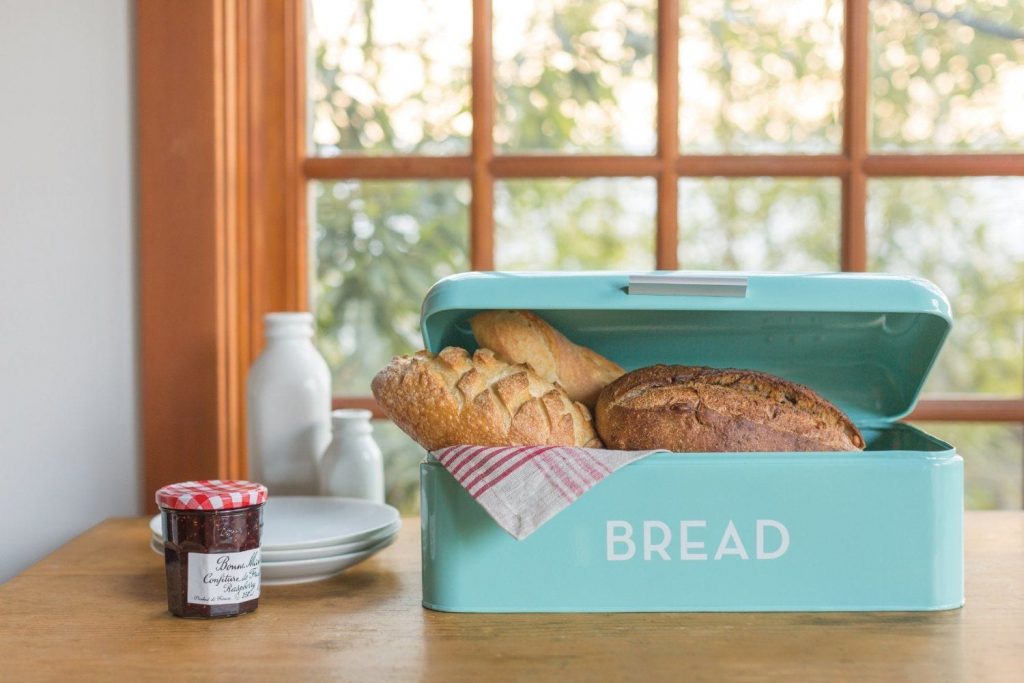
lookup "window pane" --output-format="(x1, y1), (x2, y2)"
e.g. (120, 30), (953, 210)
(495, 178), (656, 270)
(679, 0), (844, 153)
(868, 178), (1024, 396)
(493, 0), (657, 154)
(870, 0), (1024, 151)
(678, 178), (841, 270)
(308, 0), (471, 155)
(312, 180), (470, 394)
(374, 419), (423, 514)
(913, 422), (1023, 510)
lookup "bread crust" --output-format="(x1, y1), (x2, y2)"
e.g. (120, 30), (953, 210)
(371, 346), (603, 450)
(469, 310), (625, 409)
(595, 365), (864, 452)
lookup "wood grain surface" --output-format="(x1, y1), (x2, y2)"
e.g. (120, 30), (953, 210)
(1, 513), (1022, 681)
(137, 0), (308, 506)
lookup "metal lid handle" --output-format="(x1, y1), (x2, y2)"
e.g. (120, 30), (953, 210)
(627, 274), (749, 298)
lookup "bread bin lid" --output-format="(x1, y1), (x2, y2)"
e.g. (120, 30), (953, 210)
(420, 272), (951, 424)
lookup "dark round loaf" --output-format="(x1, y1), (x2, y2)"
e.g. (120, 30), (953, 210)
(595, 365), (864, 452)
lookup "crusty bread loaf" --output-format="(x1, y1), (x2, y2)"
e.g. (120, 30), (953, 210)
(596, 365), (864, 452)
(371, 346), (603, 450)
(470, 310), (625, 409)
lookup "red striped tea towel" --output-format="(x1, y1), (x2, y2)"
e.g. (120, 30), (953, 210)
(431, 445), (663, 540)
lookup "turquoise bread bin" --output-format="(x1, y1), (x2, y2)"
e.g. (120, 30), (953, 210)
(419, 272), (963, 612)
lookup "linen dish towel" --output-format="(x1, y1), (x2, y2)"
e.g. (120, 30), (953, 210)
(430, 445), (664, 540)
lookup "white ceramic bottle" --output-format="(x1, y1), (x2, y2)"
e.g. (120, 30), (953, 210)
(247, 312), (332, 496)
(320, 409), (385, 503)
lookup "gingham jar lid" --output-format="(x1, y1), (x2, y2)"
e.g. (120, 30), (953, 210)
(155, 480), (268, 511)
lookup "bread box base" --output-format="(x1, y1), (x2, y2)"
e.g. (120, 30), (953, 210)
(417, 272), (963, 613)
(420, 424), (963, 613)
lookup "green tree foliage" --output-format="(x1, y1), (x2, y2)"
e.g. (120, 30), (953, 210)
(310, 0), (471, 154)
(495, 178), (656, 271)
(492, 0), (655, 152)
(313, 180), (468, 395)
(680, 0), (845, 153)
(872, 0), (1024, 151)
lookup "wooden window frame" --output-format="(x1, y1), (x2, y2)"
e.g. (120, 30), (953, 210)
(139, 0), (1024, 510)
(138, 0), (306, 508)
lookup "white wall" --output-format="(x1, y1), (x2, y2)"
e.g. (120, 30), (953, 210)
(0, 0), (136, 582)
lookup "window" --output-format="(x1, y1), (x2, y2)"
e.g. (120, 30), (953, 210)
(138, 1), (1024, 512)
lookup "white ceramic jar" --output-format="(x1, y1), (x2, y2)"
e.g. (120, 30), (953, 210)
(320, 409), (385, 503)
(247, 312), (332, 496)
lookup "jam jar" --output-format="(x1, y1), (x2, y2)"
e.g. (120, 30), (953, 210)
(155, 480), (267, 619)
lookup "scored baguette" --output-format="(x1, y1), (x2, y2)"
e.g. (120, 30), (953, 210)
(470, 310), (625, 409)
(371, 346), (603, 450)
(596, 365), (864, 452)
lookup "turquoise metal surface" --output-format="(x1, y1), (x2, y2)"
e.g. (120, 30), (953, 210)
(418, 272), (963, 612)
(421, 428), (963, 612)
(421, 271), (952, 423)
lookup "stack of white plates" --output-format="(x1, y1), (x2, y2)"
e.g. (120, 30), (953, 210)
(151, 496), (401, 585)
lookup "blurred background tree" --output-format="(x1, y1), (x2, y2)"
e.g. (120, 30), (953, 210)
(309, 0), (1024, 512)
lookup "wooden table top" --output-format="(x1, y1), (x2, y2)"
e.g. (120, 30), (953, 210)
(2, 512), (1022, 681)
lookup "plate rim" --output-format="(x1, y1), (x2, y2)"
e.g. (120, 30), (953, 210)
(259, 534), (396, 582)
(149, 529), (398, 567)
(262, 533), (396, 571)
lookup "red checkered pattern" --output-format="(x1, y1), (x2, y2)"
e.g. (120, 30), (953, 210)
(155, 480), (268, 511)
(432, 446), (663, 540)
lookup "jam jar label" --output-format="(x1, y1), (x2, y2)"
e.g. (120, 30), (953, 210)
(186, 549), (262, 605)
